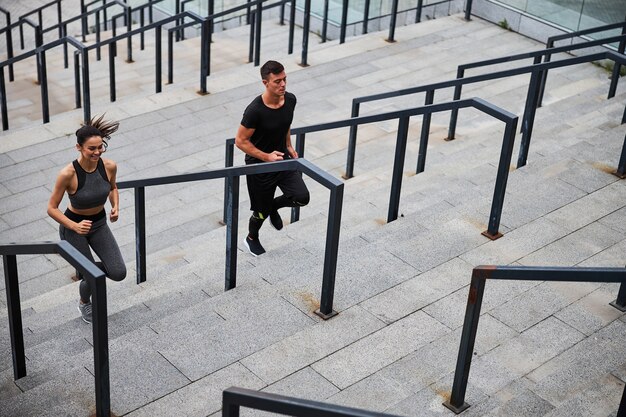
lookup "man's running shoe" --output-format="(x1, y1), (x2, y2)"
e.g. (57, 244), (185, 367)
(269, 210), (283, 230)
(244, 236), (266, 256)
(78, 301), (92, 324)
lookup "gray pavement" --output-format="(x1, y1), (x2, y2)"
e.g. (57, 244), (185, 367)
(1, 8), (626, 417)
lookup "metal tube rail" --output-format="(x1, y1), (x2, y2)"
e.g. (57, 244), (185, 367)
(444, 264), (626, 414)
(118, 158), (343, 319)
(223, 386), (404, 417)
(0, 240), (110, 417)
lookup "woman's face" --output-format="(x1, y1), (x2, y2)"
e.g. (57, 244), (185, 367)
(77, 135), (107, 162)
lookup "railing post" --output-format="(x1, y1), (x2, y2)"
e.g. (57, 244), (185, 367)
(82, 49), (91, 122)
(223, 141), (235, 225)
(443, 273), (486, 413)
(362, 0), (370, 34)
(225, 175), (239, 291)
(135, 187), (147, 284)
(316, 183), (343, 320)
(519, 55), (542, 132)
(537, 39), (554, 108)
(321, 0), (329, 43)
(200, 19), (209, 92)
(80, 0), (88, 42)
(38, 48), (50, 124)
(387, 116), (410, 223)
(300, 0), (311, 67)
(3, 254), (26, 380)
(62, 24), (69, 69)
(608, 24), (626, 100)
(155, 25), (162, 93)
(248, 12), (255, 63)
(89, 272), (110, 417)
(288, 0), (295, 54)
(126, 6), (133, 63)
(517, 69), (542, 168)
(484, 116), (518, 239)
(254, 0), (262, 66)
(74, 51), (81, 109)
(34, 23), (43, 85)
(416, 90), (434, 173)
(0, 66), (9, 131)
(415, 0), (423, 23)
(109, 43), (116, 102)
(610, 280), (626, 312)
(140, 8), (145, 50)
(464, 0), (473, 21)
(291, 133), (306, 224)
(222, 390), (241, 417)
(102, 0), (108, 31)
(617, 380), (626, 417)
(447, 68), (465, 140)
(615, 132), (626, 179)
(96, 11), (101, 61)
(340, 0), (348, 44)
(386, 0), (399, 43)
(5, 12), (15, 81)
(344, 101), (360, 179)
(168, 29), (174, 84)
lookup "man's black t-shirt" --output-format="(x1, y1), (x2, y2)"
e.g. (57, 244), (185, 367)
(240, 92), (297, 164)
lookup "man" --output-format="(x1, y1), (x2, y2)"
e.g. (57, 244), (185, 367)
(235, 60), (310, 256)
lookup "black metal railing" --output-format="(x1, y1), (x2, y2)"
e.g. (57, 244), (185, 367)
(226, 97), (518, 239)
(540, 20), (626, 106)
(222, 386), (403, 417)
(444, 264), (626, 414)
(117, 158), (343, 319)
(348, 49), (626, 180)
(447, 30), (626, 142)
(0, 240), (111, 417)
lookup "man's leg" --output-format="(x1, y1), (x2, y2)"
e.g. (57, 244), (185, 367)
(244, 173), (277, 256)
(270, 171), (310, 229)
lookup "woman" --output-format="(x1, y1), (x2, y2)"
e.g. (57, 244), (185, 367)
(47, 115), (127, 324)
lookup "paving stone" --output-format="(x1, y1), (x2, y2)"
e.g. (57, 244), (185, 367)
(311, 310), (449, 389)
(240, 305), (384, 385)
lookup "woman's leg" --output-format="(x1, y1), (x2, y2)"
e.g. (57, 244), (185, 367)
(88, 219), (126, 282)
(60, 224), (96, 303)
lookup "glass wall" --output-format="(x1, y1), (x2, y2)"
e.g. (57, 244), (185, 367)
(497, 0), (626, 32)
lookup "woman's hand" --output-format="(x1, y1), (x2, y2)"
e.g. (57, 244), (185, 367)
(74, 220), (92, 235)
(110, 207), (119, 222)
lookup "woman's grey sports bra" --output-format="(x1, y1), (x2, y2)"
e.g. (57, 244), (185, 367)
(68, 159), (111, 210)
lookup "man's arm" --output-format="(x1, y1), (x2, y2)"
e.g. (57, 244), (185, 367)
(285, 128), (298, 159)
(235, 124), (285, 162)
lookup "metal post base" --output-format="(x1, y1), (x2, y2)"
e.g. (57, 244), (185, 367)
(613, 171), (626, 179)
(443, 400), (470, 414)
(314, 309), (338, 320)
(481, 230), (503, 240)
(610, 300), (626, 312)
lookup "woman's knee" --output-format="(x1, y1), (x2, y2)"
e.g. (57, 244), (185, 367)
(108, 264), (127, 281)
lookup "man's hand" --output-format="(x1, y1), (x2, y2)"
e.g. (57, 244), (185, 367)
(265, 151), (285, 162)
(287, 147), (298, 159)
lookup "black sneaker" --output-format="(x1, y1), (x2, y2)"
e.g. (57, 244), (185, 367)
(78, 301), (92, 324)
(244, 236), (266, 256)
(269, 210), (283, 231)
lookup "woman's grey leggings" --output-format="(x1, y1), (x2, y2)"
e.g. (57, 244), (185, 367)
(59, 209), (126, 303)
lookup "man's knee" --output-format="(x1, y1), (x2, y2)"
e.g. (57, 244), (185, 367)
(292, 192), (310, 207)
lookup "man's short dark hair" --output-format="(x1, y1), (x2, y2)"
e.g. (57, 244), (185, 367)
(260, 60), (284, 80)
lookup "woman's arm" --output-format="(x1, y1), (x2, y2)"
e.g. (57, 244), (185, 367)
(104, 159), (119, 222)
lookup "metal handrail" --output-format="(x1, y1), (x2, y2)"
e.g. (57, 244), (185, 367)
(117, 158), (344, 320)
(226, 97), (518, 240)
(444, 264), (626, 414)
(540, 20), (626, 106)
(447, 32), (626, 141)
(0, 240), (111, 417)
(223, 386), (404, 416)
(348, 49), (626, 179)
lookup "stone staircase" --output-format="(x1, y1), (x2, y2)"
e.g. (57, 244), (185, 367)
(1, 12), (626, 417)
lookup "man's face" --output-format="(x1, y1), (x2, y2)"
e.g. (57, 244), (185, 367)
(263, 71), (287, 97)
